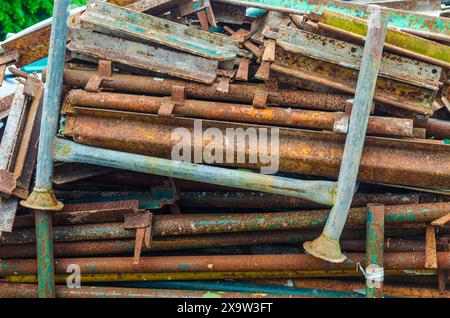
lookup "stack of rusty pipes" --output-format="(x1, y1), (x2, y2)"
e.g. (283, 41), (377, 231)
(0, 0), (449, 298)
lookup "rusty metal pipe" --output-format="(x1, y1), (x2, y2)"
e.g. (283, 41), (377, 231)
(1, 252), (449, 275)
(0, 283), (289, 298)
(178, 191), (426, 210)
(1, 202), (447, 244)
(57, 67), (351, 111)
(62, 112), (450, 190)
(415, 118), (450, 140)
(291, 279), (449, 298)
(64, 90), (414, 137)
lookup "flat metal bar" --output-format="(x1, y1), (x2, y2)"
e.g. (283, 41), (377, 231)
(0, 198), (19, 235)
(68, 28), (218, 84)
(213, 0), (450, 35)
(350, 1), (442, 15)
(21, 0), (71, 299)
(53, 138), (337, 205)
(266, 26), (441, 90)
(0, 84), (26, 171)
(304, 8), (389, 263)
(365, 204), (385, 298)
(81, 0), (250, 60)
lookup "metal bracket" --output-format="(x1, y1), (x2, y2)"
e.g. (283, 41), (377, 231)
(252, 90), (268, 108)
(171, 85), (186, 103)
(85, 60), (113, 92)
(235, 57), (250, 81)
(124, 211), (153, 264)
(158, 101), (176, 118)
(425, 224), (438, 269)
(216, 69), (237, 93)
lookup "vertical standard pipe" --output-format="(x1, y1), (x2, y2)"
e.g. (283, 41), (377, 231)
(35, 211), (55, 298)
(303, 7), (389, 263)
(35, 0), (70, 190)
(20, 0), (71, 298)
(365, 204), (385, 298)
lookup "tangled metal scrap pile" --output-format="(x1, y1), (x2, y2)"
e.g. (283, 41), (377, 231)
(0, 0), (449, 298)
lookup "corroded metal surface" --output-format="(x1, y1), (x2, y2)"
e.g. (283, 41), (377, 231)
(214, 0), (450, 35)
(64, 90), (414, 137)
(2, 202), (448, 244)
(0, 283), (291, 298)
(0, 252), (449, 275)
(272, 47), (438, 115)
(81, 0), (250, 60)
(62, 111), (450, 190)
(68, 28), (218, 84)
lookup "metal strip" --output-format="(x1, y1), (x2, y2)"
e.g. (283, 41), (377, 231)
(81, 0), (250, 60)
(271, 49), (437, 115)
(68, 28), (218, 84)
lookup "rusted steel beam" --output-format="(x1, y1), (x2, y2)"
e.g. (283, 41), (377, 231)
(64, 90), (414, 137)
(318, 9), (450, 65)
(1, 252), (449, 275)
(178, 191), (425, 210)
(0, 283), (287, 298)
(59, 67), (351, 111)
(61, 111), (450, 190)
(68, 28), (219, 84)
(269, 39), (440, 115)
(291, 279), (450, 298)
(293, 17), (450, 70)
(1, 202), (448, 244)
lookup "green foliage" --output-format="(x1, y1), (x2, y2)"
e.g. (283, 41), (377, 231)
(0, 0), (87, 41)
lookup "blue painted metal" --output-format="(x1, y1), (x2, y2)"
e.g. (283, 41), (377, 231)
(20, 58), (48, 74)
(303, 7), (389, 263)
(105, 281), (362, 298)
(20, 0), (71, 298)
(52, 138), (336, 206)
